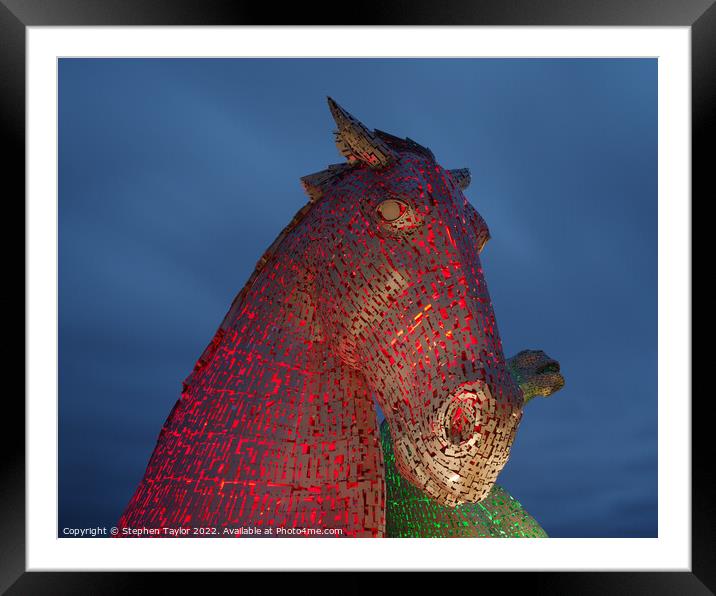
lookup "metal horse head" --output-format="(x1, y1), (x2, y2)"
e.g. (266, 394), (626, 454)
(301, 98), (524, 506)
(118, 98), (527, 538)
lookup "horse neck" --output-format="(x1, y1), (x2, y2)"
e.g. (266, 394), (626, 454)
(182, 261), (386, 536)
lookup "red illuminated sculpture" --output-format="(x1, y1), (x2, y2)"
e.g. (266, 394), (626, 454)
(118, 98), (562, 537)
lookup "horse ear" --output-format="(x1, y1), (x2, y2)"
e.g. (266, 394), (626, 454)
(300, 163), (352, 202)
(449, 168), (471, 190)
(300, 172), (327, 202)
(327, 97), (397, 169)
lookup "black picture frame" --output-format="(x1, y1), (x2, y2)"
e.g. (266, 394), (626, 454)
(4, 1), (706, 593)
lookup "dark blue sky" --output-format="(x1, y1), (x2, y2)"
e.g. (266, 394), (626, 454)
(58, 58), (657, 538)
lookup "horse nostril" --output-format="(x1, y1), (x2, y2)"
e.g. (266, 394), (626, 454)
(444, 396), (480, 446)
(438, 384), (493, 450)
(536, 361), (560, 375)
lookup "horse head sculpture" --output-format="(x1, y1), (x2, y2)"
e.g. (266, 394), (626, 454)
(118, 98), (527, 537)
(304, 98), (524, 507)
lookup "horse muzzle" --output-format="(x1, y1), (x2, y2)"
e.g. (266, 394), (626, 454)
(415, 380), (523, 506)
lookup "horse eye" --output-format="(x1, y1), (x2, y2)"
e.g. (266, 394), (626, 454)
(376, 199), (408, 222)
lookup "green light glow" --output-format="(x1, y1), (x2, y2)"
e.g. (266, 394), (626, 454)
(381, 420), (548, 538)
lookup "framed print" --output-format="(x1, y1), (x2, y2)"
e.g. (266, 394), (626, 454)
(5, 0), (708, 592)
